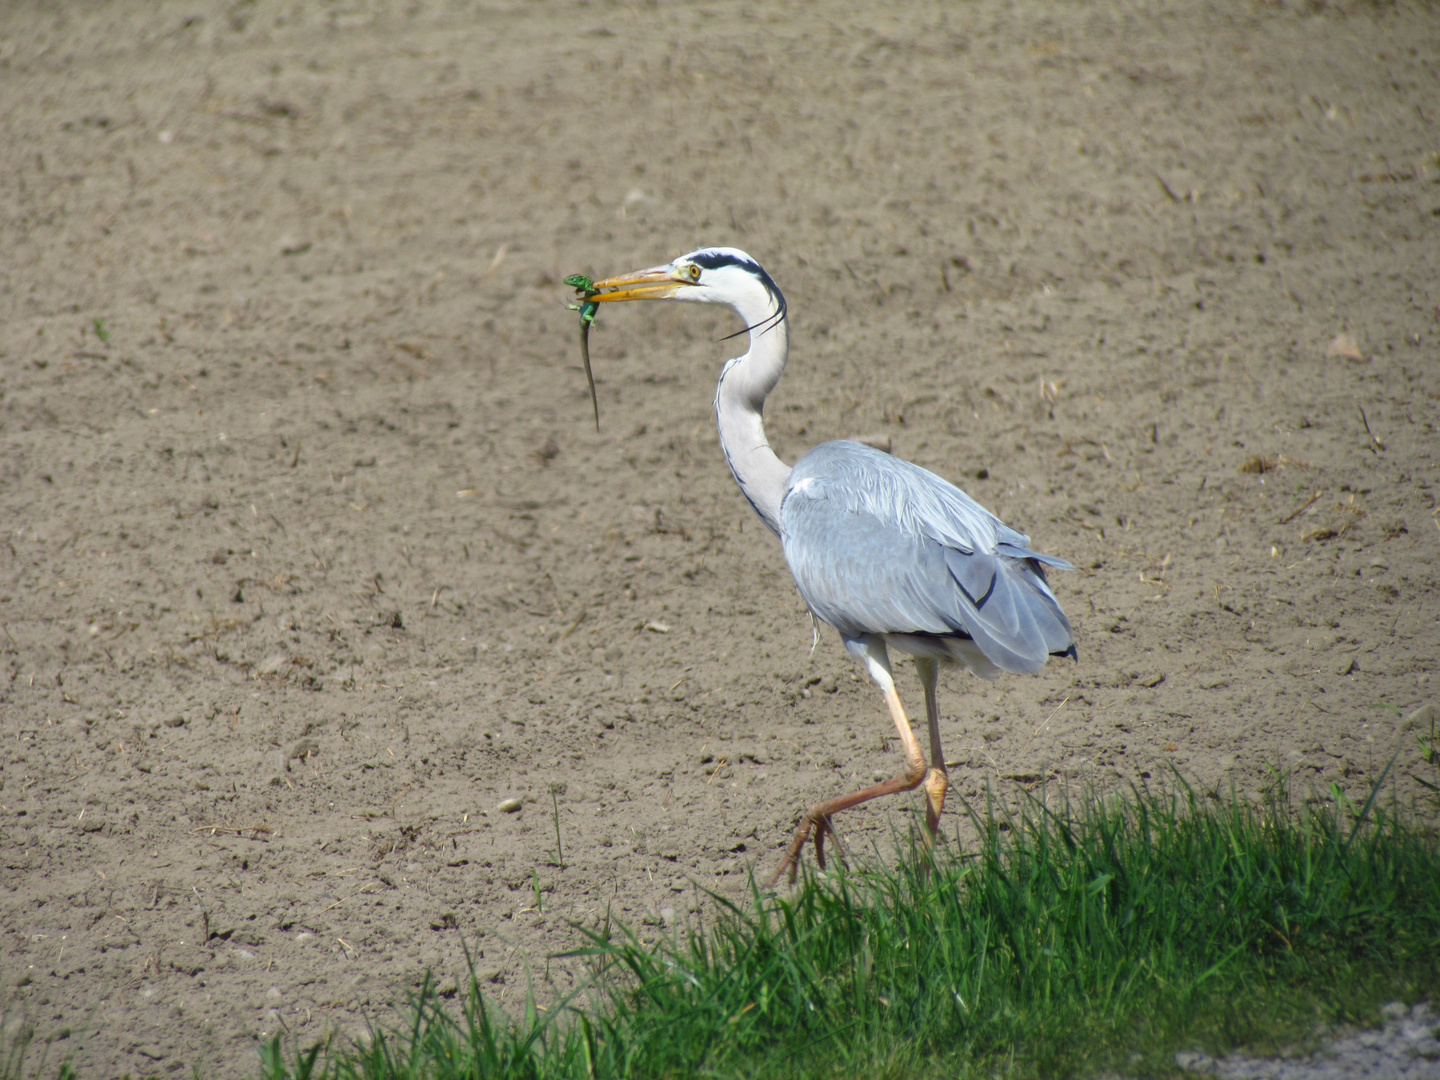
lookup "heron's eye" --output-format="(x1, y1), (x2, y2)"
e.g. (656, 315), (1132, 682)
(686, 265), (701, 281)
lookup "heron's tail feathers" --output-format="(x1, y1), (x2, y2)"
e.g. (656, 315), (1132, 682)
(942, 549), (1075, 674)
(995, 541), (1074, 573)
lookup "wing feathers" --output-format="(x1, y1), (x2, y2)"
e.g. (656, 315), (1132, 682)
(781, 441), (1074, 675)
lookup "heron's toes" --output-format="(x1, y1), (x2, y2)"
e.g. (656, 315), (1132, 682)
(770, 808), (852, 886)
(767, 817), (814, 888)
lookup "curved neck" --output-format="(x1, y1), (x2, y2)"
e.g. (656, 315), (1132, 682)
(714, 312), (791, 536)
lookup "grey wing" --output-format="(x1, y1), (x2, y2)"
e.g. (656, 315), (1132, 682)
(780, 442), (1074, 674)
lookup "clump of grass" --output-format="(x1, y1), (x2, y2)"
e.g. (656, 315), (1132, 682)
(260, 771), (1440, 1080)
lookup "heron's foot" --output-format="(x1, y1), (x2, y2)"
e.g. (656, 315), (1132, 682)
(812, 812), (848, 872)
(767, 810), (841, 887)
(768, 760), (929, 887)
(767, 818), (811, 888)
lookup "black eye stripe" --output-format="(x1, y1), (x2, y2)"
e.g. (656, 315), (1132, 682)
(688, 250), (753, 272)
(685, 250), (787, 325)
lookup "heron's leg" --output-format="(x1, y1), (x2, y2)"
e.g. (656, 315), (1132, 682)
(915, 657), (948, 841)
(768, 637), (928, 887)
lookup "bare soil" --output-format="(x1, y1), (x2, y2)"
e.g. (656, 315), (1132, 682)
(2, 1), (1437, 1075)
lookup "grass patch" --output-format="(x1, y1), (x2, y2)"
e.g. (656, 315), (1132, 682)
(254, 770), (1440, 1080)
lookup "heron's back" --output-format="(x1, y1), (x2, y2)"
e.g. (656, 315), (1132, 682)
(779, 440), (1074, 675)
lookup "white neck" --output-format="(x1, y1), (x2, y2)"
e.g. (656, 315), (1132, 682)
(714, 305), (791, 537)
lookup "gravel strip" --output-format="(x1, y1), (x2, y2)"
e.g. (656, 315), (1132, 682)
(1176, 1003), (1440, 1080)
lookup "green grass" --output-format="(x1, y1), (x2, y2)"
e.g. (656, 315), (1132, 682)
(254, 769), (1440, 1080)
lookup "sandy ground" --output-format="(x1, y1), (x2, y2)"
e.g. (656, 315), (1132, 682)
(2, 0), (1438, 1075)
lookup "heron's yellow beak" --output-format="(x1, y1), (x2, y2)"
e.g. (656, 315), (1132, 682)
(588, 265), (688, 302)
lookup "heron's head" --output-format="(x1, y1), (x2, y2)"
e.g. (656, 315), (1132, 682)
(588, 247), (787, 332)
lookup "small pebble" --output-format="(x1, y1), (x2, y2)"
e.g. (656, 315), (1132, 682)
(497, 798), (522, 813)
(1403, 702), (1437, 730)
(256, 653), (287, 675)
(1175, 1051), (1214, 1071)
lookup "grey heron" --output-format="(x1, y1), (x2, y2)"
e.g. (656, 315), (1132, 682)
(585, 247), (1076, 884)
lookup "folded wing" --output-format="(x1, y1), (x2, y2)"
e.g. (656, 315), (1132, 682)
(780, 441), (1074, 674)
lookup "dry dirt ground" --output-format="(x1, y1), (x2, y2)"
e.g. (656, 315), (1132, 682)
(2, 0), (1438, 1076)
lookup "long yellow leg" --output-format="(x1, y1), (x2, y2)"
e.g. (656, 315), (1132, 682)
(769, 639), (928, 886)
(915, 656), (949, 843)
